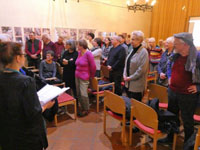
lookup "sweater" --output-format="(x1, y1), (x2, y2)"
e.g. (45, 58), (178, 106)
(148, 47), (163, 64)
(107, 45), (126, 72)
(91, 48), (102, 70)
(75, 51), (96, 80)
(170, 56), (193, 94)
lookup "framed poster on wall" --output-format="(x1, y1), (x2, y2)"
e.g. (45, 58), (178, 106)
(1, 26), (13, 40)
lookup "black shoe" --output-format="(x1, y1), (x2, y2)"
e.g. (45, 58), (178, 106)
(158, 136), (173, 144)
(132, 127), (139, 133)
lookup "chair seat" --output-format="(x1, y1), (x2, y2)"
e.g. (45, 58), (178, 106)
(159, 103), (168, 109)
(107, 111), (123, 120)
(133, 120), (161, 135)
(57, 93), (75, 104)
(194, 114), (200, 122)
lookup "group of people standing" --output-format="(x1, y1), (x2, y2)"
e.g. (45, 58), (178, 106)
(0, 30), (200, 149)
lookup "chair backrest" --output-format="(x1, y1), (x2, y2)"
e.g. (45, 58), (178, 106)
(90, 77), (99, 91)
(148, 83), (168, 103)
(147, 71), (157, 83)
(131, 99), (158, 130)
(104, 91), (126, 115)
(56, 62), (63, 79)
(101, 65), (110, 79)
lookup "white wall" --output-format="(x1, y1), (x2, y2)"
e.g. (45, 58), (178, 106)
(0, 0), (152, 40)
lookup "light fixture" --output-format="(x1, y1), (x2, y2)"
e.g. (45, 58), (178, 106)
(127, 0), (156, 12)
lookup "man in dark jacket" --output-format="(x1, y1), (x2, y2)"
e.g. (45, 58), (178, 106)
(107, 36), (126, 95)
(25, 32), (42, 69)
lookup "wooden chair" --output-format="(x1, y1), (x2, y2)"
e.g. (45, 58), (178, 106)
(148, 83), (168, 109)
(101, 65), (110, 80)
(104, 91), (128, 145)
(89, 77), (115, 112)
(54, 93), (77, 126)
(194, 127), (200, 150)
(147, 71), (158, 83)
(129, 99), (177, 150)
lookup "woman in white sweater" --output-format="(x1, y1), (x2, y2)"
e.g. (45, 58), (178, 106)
(91, 38), (102, 77)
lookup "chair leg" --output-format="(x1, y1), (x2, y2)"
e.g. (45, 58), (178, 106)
(54, 114), (57, 127)
(129, 122), (133, 146)
(194, 134), (200, 150)
(172, 133), (177, 150)
(74, 100), (77, 120)
(104, 110), (106, 134)
(153, 137), (157, 150)
(97, 95), (99, 113)
(121, 122), (128, 146)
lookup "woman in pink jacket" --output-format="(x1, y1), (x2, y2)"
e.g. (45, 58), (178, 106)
(75, 39), (96, 117)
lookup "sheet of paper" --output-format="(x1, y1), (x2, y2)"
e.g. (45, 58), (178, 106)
(37, 84), (70, 106)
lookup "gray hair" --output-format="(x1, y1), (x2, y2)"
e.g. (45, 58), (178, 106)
(148, 37), (156, 42)
(166, 36), (174, 43)
(66, 39), (76, 51)
(112, 35), (121, 42)
(131, 30), (144, 42)
(42, 33), (51, 40)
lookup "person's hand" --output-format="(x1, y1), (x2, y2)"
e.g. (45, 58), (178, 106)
(107, 65), (112, 71)
(63, 59), (68, 65)
(160, 73), (166, 79)
(188, 85), (197, 94)
(124, 76), (131, 81)
(42, 100), (55, 112)
(168, 78), (171, 85)
(31, 54), (37, 59)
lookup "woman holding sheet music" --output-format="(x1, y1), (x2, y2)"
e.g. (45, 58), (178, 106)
(0, 42), (54, 150)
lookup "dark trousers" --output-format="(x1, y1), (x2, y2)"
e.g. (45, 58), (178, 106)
(27, 57), (41, 69)
(167, 88), (198, 142)
(125, 87), (142, 101)
(109, 70), (123, 95)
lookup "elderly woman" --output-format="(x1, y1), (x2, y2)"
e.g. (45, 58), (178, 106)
(75, 39), (96, 116)
(0, 42), (54, 149)
(157, 36), (174, 87)
(61, 40), (78, 97)
(123, 31), (149, 101)
(91, 37), (102, 77)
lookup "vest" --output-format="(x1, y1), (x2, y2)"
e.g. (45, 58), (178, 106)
(27, 39), (41, 58)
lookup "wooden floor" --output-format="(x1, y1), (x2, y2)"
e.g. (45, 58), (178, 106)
(46, 101), (186, 150)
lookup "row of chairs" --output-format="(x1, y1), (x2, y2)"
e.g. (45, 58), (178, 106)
(103, 90), (177, 150)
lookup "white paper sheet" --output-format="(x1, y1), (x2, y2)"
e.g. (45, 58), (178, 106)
(37, 84), (69, 106)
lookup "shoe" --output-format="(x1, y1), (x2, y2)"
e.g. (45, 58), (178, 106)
(132, 127), (139, 133)
(158, 136), (173, 144)
(78, 110), (89, 117)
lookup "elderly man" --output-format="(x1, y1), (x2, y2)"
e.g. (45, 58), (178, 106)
(157, 36), (174, 87)
(54, 35), (65, 62)
(159, 32), (200, 145)
(107, 36), (126, 95)
(148, 37), (163, 71)
(42, 34), (56, 60)
(119, 34), (128, 55)
(25, 32), (42, 69)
